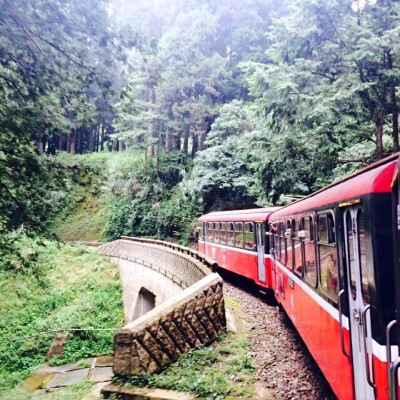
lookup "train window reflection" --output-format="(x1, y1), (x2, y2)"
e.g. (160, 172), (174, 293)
(198, 222), (204, 240)
(346, 212), (357, 299)
(220, 222), (226, 244)
(235, 222), (244, 248)
(357, 210), (370, 304)
(207, 222), (213, 242)
(244, 222), (255, 250)
(285, 220), (291, 267)
(318, 213), (338, 301)
(213, 222), (219, 243)
(303, 216), (317, 287)
(227, 222), (234, 246)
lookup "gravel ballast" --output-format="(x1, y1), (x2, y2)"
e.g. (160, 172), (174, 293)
(222, 273), (337, 400)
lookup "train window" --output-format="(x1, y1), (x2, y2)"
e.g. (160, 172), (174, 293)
(318, 213), (338, 301)
(220, 222), (227, 244)
(244, 222), (255, 250)
(280, 222), (286, 261)
(346, 213), (357, 299)
(277, 222), (282, 261)
(227, 223), (235, 246)
(357, 210), (370, 304)
(213, 222), (219, 243)
(207, 222), (213, 242)
(303, 216), (317, 287)
(293, 219), (302, 276)
(198, 222), (204, 240)
(285, 220), (291, 267)
(273, 223), (280, 259)
(235, 222), (244, 248)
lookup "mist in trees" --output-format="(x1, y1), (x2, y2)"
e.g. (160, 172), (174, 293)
(1, 0), (399, 238)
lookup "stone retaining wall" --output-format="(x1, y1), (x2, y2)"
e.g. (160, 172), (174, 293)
(98, 237), (226, 377)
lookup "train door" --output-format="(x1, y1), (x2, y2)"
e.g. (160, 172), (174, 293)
(343, 206), (375, 400)
(256, 222), (266, 283)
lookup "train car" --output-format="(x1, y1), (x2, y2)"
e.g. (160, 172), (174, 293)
(198, 153), (400, 400)
(197, 207), (279, 288)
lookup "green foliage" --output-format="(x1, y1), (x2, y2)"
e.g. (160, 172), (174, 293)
(0, 239), (123, 394)
(182, 101), (256, 211)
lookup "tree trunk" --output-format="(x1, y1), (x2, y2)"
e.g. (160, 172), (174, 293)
(59, 134), (64, 151)
(69, 131), (76, 155)
(118, 139), (124, 152)
(76, 128), (81, 154)
(376, 121), (383, 160)
(89, 126), (96, 152)
(174, 131), (181, 151)
(387, 52), (399, 152)
(36, 139), (44, 154)
(166, 130), (173, 152)
(182, 125), (190, 164)
(191, 132), (199, 157)
(100, 120), (105, 151)
(147, 87), (156, 157)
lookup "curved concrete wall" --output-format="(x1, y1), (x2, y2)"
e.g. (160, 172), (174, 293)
(98, 237), (226, 376)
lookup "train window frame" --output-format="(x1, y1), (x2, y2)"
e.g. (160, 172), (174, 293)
(357, 209), (370, 305)
(317, 211), (339, 302)
(227, 222), (235, 246)
(234, 222), (244, 248)
(244, 222), (255, 251)
(213, 222), (220, 243)
(302, 214), (317, 288)
(276, 221), (283, 261)
(207, 222), (213, 242)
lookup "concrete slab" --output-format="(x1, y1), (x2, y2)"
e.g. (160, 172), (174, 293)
(46, 368), (90, 388)
(102, 383), (196, 400)
(90, 366), (113, 382)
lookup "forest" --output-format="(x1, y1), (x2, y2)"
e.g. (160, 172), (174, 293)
(1, 0), (400, 245)
(1, 0), (400, 396)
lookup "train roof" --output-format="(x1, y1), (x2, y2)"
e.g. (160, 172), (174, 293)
(199, 207), (281, 222)
(270, 152), (399, 219)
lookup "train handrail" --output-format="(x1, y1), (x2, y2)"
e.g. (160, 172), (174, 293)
(362, 304), (376, 390)
(387, 320), (397, 399)
(391, 357), (400, 400)
(338, 289), (350, 358)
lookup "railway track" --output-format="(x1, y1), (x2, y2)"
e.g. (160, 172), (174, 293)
(221, 270), (337, 400)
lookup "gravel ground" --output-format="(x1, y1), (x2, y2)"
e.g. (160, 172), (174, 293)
(221, 271), (337, 400)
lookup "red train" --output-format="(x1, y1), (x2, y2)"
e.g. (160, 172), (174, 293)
(198, 153), (400, 400)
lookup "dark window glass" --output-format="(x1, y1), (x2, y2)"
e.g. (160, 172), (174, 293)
(227, 223), (234, 246)
(358, 210), (370, 304)
(318, 213), (338, 301)
(346, 212), (356, 299)
(213, 222), (219, 243)
(220, 222), (226, 244)
(293, 219), (302, 274)
(235, 222), (244, 247)
(303, 216), (317, 286)
(207, 222), (213, 242)
(244, 222), (255, 250)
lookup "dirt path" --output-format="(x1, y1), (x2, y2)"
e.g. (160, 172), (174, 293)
(222, 272), (337, 400)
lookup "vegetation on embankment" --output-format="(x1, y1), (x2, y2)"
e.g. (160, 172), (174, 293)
(0, 236), (123, 396)
(115, 296), (256, 399)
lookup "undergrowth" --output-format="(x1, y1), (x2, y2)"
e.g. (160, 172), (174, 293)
(114, 331), (255, 400)
(0, 237), (123, 396)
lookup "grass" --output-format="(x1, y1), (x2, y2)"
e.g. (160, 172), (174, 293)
(0, 240), (123, 397)
(53, 149), (144, 242)
(115, 299), (256, 400)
